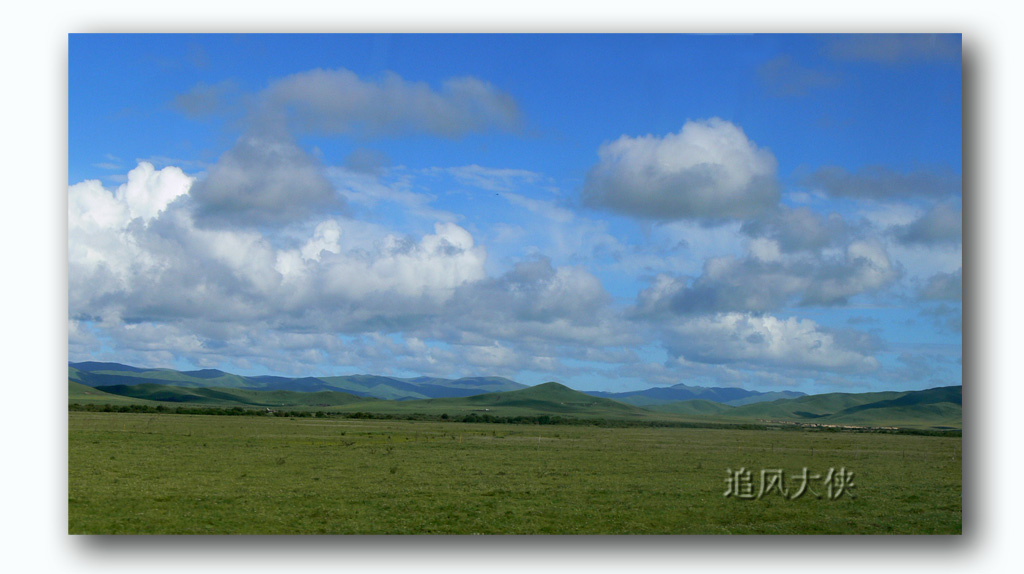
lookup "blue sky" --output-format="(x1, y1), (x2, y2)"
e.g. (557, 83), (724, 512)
(67, 33), (962, 393)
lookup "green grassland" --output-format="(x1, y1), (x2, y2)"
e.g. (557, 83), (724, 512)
(68, 411), (962, 534)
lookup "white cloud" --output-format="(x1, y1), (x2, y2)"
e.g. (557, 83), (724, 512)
(69, 164), (488, 333)
(117, 162), (193, 221)
(582, 118), (779, 221)
(320, 222), (487, 302)
(67, 164), (192, 313)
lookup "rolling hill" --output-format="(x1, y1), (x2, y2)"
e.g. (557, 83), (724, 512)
(92, 383), (371, 408)
(649, 386), (962, 429)
(68, 362), (962, 429)
(584, 383), (805, 407)
(69, 362), (526, 400)
(68, 380), (163, 406)
(322, 381), (659, 420)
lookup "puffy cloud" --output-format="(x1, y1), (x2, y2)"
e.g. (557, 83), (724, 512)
(117, 162), (193, 221)
(189, 135), (343, 227)
(801, 165), (961, 201)
(262, 68), (520, 138)
(894, 202), (962, 245)
(582, 118), (779, 221)
(69, 162), (191, 229)
(663, 313), (880, 373)
(68, 164), (632, 377)
(920, 268), (963, 301)
(68, 163), (194, 315)
(69, 164), (487, 334)
(318, 222), (487, 303)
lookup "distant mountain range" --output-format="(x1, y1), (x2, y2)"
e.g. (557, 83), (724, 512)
(584, 383), (805, 407)
(68, 362), (962, 430)
(68, 361), (800, 404)
(69, 362), (526, 400)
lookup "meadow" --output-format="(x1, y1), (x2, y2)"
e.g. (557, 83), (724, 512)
(68, 411), (962, 534)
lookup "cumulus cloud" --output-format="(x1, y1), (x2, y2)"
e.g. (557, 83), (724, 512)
(68, 163), (194, 316)
(801, 165), (961, 201)
(317, 221), (487, 303)
(69, 162), (191, 228)
(893, 202), (962, 245)
(663, 312), (880, 373)
(68, 165), (637, 378)
(261, 68), (521, 138)
(189, 135), (344, 227)
(69, 164), (487, 331)
(116, 162), (194, 221)
(582, 118), (780, 221)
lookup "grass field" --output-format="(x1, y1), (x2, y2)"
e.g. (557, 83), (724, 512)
(68, 411), (962, 534)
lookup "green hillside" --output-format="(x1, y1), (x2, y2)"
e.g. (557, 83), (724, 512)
(637, 386), (962, 430)
(815, 386), (962, 429)
(92, 383), (371, 408)
(96, 369), (251, 388)
(326, 382), (654, 420)
(645, 399), (736, 416)
(69, 361), (962, 430)
(71, 363), (524, 400)
(70, 367), (252, 389)
(68, 380), (162, 406)
(727, 390), (906, 420)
